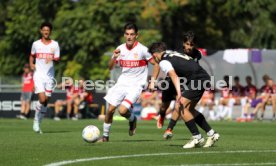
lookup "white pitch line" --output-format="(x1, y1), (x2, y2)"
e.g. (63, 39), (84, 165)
(44, 150), (276, 166)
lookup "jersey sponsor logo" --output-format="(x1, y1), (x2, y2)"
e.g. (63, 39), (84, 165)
(119, 60), (147, 68)
(36, 53), (54, 59)
(50, 48), (55, 53)
(134, 53), (138, 59)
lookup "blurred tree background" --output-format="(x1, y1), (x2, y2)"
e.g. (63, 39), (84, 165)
(0, 0), (276, 80)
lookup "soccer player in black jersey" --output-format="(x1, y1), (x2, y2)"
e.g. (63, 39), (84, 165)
(149, 42), (219, 148)
(156, 32), (202, 139)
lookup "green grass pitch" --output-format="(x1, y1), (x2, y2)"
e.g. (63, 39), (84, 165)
(0, 119), (276, 166)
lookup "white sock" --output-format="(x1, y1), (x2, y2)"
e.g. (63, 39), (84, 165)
(240, 98), (247, 117)
(128, 113), (135, 122)
(34, 101), (42, 122)
(39, 105), (47, 122)
(221, 106), (229, 118)
(103, 123), (111, 137)
(209, 110), (216, 120)
(218, 105), (223, 118)
(193, 134), (202, 140)
(227, 99), (235, 119)
(207, 129), (215, 137)
(227, 106), (233, 119)
(198, 106), (204, 113)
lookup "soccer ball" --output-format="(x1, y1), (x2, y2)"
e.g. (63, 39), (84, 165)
(82, 125), (100, 143)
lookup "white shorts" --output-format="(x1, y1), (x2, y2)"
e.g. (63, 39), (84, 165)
(34, 76), (55, 97)
(104, 84), (143, 109)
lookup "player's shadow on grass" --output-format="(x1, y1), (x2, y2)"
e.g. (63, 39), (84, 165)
(167, 144), (183, 147)
(42, 131), (71, 134)
(119, 139), (157, 142)
(173, 138), (190, 141)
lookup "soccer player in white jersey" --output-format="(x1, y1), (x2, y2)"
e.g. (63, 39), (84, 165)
(98, 23), (159, 142)
(29, 22), (60, 133)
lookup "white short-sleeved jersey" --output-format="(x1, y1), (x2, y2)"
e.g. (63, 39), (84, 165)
(115, 41), (152, 86)
(30, 39), (60, 78)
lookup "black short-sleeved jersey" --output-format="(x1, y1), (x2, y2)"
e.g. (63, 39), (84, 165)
(160, 51), (210, 82)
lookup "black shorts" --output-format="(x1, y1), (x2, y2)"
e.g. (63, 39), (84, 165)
(182, 89), (205, 101)
(162, 83), (176, 103)
(182, 76), (210, 101)
(161, 77), (186, 103)
(161, 73), (210, 102)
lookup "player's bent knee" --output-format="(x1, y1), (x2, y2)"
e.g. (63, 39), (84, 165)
(118, 105), (129, 116)
(107, 108), (116, 115)
(39, 98), (47, 105)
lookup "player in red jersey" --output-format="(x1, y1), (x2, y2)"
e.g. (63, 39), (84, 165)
(97, 23), (160, 142)
(17, 64), (34, 120)
(30, 22), (60, 133)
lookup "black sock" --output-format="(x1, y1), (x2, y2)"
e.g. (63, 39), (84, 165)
(261, 113), (264, 118)
(273, 113), (275, 118)
(159, 110), (166, 118)
(194, 113), (212, 133)
(185, 119), (200, 136)
(167, 119), (177, 130)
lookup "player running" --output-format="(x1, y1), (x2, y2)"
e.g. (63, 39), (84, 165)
(149, 42), (219, 148)
(29, 22), (60, 133)
(97, 23), (159, 142)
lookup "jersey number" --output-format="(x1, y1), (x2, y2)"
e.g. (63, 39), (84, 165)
(165, 51), (192, 60)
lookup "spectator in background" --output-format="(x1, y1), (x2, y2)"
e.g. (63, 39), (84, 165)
(227, 76), (244, 120)
(54, 79), (78, 120)
(260, 74), (270, 92)
(237, 76), (258, 122)
(253, 78), (276, 120)
(272, 82), (276, 121)
(217, 75), (231, 120)
(140, 90), (160, 120)
(198, 89), (216, 121)
(72, 79), (88, 120)
(17, 64), (34, 120)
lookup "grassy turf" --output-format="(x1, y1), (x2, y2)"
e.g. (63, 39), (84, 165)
(0, 119), (276, 166)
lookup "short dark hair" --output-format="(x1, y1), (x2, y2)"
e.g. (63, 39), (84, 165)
(148, 42), (167, 55)
(183, 31), (197, 44)
(234, 76), (240, 81)
(40, 22), (53, 31)
(246, 76), (252, 81)
(223, 75), (229, 82)
(262, 74), (270, 82)
(124, 23), (138, 33)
